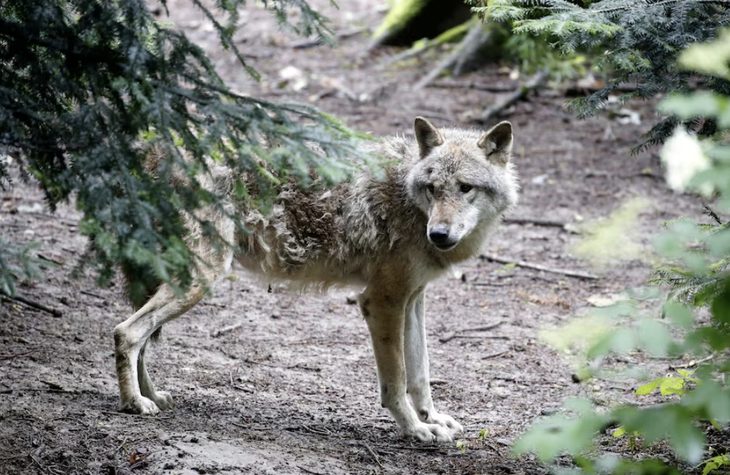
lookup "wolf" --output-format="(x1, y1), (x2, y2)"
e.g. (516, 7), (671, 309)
(113, 117), (519, 443)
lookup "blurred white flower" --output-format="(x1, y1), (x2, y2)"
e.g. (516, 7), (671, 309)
(660, 127), (711, 194)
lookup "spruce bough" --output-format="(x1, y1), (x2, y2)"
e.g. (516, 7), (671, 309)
(0, 0), (373, 299)
(472, 0), (730, 151)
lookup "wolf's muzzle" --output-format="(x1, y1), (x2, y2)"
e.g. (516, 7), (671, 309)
(428, 225), (458, 251)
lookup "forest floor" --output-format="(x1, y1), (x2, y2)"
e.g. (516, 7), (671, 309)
(0, 1), (722, 474)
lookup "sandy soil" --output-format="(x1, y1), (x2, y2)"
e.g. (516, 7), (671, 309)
(0, 1), (717, 474)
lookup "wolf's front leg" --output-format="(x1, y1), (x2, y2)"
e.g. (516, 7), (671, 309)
(360, 286), (454, 443)
(404, 290), (463, 435)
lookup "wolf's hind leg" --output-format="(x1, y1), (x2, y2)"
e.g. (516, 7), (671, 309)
(114, 283), (208, 414)
(361, 279), (454, 443)
(116, 202), (235, 414)
(138, 339), (175, 410)
(405, 290), (463, 435)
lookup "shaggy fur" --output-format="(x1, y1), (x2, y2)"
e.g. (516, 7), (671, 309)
(113, 117), (519, 443)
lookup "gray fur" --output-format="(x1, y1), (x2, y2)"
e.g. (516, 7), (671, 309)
(113, 117), (519, 443)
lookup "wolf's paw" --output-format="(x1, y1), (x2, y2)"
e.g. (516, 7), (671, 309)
(149, 391), (175, 410)
(119, 396), (160, 415)
(417, 409), (464, 434)
(430, 413), (463, 434)
(405, 422), (454, 443)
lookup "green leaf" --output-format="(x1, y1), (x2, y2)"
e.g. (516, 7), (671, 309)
(659, 92), (729, 121)
(675, 369), (694, 378)
(636, 378), (665, 396)
(612, 426), (626, 438)
(513, 399), (608, 461)
(678, 29), (730, 79)
(616, 404), (705, 464)
(663, 302), (694, 329)
(703, 455), (730, 475)
(683, 382), (730, 425)
(658, 377), (685, 396)
(638, 319), (672, 357)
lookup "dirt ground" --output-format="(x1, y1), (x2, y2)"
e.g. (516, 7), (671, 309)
(0, 1), (720, 474)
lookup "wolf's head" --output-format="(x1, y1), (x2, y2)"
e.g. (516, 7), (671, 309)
(405, 117), (519, 252)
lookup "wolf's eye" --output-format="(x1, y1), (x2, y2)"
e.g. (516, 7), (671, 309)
(426, 184), (435, 194)
(460, 184), (473, 193)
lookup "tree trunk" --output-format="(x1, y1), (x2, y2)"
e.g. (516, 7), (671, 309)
(368, 0), (472, 49)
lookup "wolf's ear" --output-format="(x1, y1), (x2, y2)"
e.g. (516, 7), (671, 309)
(477, 121), (513, 165)
(414, 116), (444, 158)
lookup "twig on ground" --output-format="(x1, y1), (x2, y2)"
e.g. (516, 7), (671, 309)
(29, 453), (44, 472)
(290, 27), (368, 49)
(703, 205), (723, 225)
(670, 353), (715, 370)
(415, 21), (492, 90)
(301, 424), (331, 436)
(80, 289), (106, 300)
(460, 323), (504, 332)
(448, 335), (510, 341)
(98, 410), (172, 419)
(6, 387), (75, 394)
(298, 466), (327, 475)
(477, 69), (549, 123)
(232, 385), (254, 393)
(107, 438), (128, 457)
(378, 37), (442, 69)
(480, 254), (599, 281)
(40, 380), (65, 391)
(2, 293), (63, 317)
(503, 217), (569, 229)
(0, 350), (36, 361)
(427, 80), (516, 93)
(470, 281), (509, 287)
(37, 253), (64, 266)
(130, 457), (150, 471)
(481, 349), (509, 360)
(394, 445), (445, 452)
(361, 441), (383, 468)
(440, 322), (504, 343)
(429, 379), (450, 386)
(210, 322), (242, 338)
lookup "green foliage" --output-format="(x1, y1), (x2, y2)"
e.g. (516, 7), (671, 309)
(513, 398), (609, 461)
(702, 454), (730, 475)
(612, 427), (642, 454)
(501, 28), (588, 81)
(510, 30), (730, 473)
(572, 197), (650, 267)
(0, 0), (374, 298)
(0, 239), (42, 297)
(634, 369), (697, 397)
(373, 0), (432, 40)
(470, 0), (730, 151)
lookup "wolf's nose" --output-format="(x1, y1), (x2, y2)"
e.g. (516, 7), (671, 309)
(428, 225), (450, 244)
